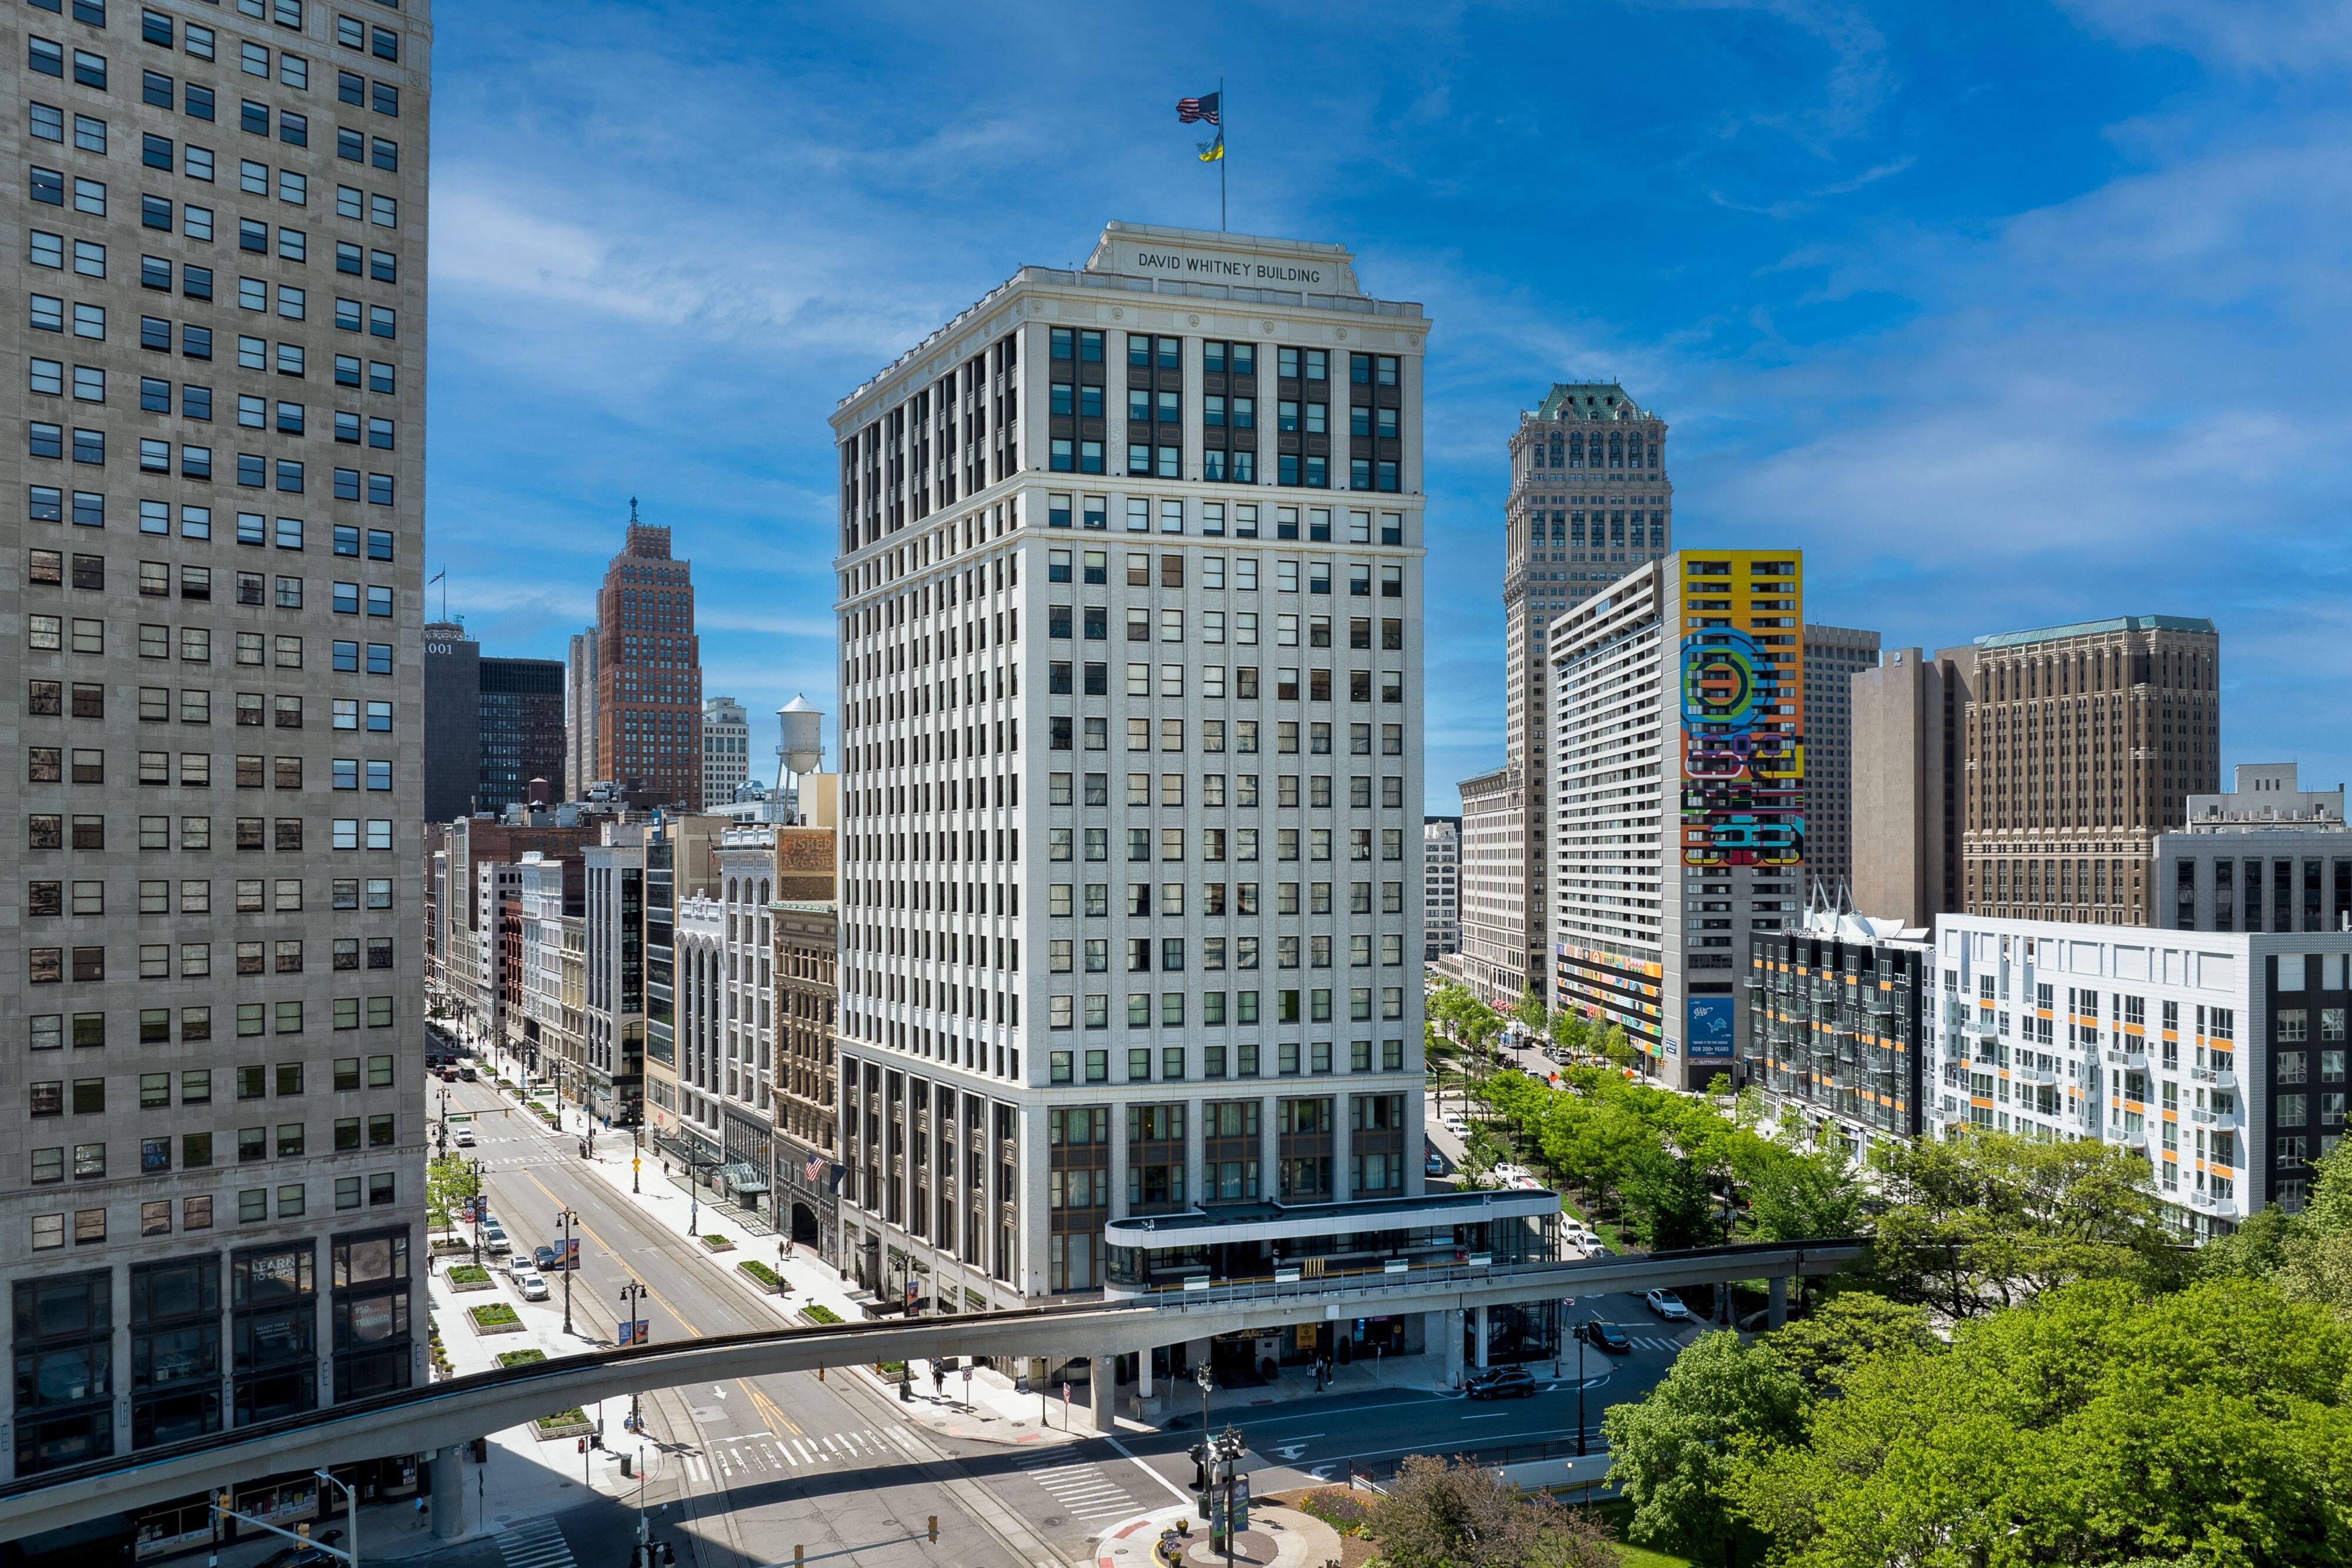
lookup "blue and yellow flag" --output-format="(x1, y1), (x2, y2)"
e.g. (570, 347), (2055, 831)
(1197, 132), (1224, 163)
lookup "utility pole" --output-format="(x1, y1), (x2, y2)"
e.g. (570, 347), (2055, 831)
(558, 1209), (580, 1335)
(470, 1158), (484, 1267)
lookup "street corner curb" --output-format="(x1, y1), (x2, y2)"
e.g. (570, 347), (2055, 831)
(1095, 1503), (1196, 1568)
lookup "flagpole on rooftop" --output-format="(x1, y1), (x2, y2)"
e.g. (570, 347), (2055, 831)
(1220, 75), (1227, 232)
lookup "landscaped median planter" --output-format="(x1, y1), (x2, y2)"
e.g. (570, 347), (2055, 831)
(467, 1303), (525, 1336)
(737, 1259), (787, 1294)
(533, 1408), (593, 1442)
(698, 1232), (735, 1253)
(797, 1303), (843, 1328)
(445, 1264), (495, 1293)
(497, 1348), (547, 1369)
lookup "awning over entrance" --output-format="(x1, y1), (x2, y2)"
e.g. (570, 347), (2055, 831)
(718, 1161), (769, 1195)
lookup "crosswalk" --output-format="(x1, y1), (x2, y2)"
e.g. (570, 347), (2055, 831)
(497, 1518), (577, 1568)
(704, 1424), (930, 1478)
(1014, 1452), (1141, 1525)
(1628, 1334), (1688, 1353)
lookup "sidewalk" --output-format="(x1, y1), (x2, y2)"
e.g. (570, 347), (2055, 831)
(473, 1084), (1457, 1452)
(497, 1088), (1127, 1446)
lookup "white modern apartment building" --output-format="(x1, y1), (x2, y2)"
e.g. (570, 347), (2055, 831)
(1423, 815), (1461, 962)
(702, 695), (750, 810)
(830, 223), (1551, 1350)
(1548, 551), (1807, 1089)
(1, 0), (432, 1483)
(1929, 914), (2352, 1233)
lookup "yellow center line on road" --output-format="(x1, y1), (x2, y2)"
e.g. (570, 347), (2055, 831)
(514, 1170), (801, 1437)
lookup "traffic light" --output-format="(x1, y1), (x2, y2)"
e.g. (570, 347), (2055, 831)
(927, 1516), (939, 1544)
(577, 1438), (587, 1455)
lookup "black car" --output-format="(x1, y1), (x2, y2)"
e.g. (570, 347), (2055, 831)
(1464, 1366), (1539, 1400)
(1575, 1318), (1632, 1354)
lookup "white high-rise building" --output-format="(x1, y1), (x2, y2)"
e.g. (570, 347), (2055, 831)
(566, 627), (599, 800)
(830, 223), (1551, 1352)
(1927, 915), (2346, 1236)
(1423, 817), (1461, 962)
(1, 0), (432, 1477)
(1548, 550), (1807, 1090)
(702, 696), (750, 808)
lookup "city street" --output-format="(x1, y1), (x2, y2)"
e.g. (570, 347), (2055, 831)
(431, 1078), (1697, 1567)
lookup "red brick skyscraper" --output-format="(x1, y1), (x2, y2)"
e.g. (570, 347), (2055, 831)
(595, 505), (704, 807)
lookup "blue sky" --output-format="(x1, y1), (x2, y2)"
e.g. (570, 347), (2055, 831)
(427, 0), (2352, 811)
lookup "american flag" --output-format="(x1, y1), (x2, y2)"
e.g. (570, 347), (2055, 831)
(804, 1154), (824, 1182)
(1176, 92), (1220, 126)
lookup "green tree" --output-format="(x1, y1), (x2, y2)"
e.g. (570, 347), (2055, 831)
(1869, 1127), (2184, 1317)
(1425, 1022), (1467, 1118)
(1620, 1143), (1723, 1252)
(1514, 987), (1549, 1036)
(2273, 1141), (2352, 1316)
(1742, 1144), (1865, 1244)
(1368, 1455), (1618, 1568)
(427, 1154), (479, 1231)
(1603, 1328), (1806, 1566)
(1733, 1278), (2352, 1567)
(1756, 1292), (1933, 1398)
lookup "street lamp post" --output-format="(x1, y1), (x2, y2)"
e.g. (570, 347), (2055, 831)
(313, 1469), (357, 1568)
(632, 1124), (642, 1195)
(469, 1157), (484, 1268)
(1194, 1363), (1212, 1434)
(617, 1279), (648, 1431)
(558, 1209), (580, 1335)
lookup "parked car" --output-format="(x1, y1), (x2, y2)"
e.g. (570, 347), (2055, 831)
(457, 1066), (477, 1081)
(534, 1244), (560, 1273)
(512, 1269), (550, 1302)
(482, 1224), (511, 1255)
(1441, 1113), (1469, 1136)
(439, 1066), (459, 1083)
(1425, 1148), (1448, 1178)
(1645, 1288), (1693, 1320)
(1464, 1366), (1539, 1400)
(503, 1249), (532, 1276)
(1575, 1318), (1632, 1354)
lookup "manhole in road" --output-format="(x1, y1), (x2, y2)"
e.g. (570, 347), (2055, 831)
(1044, 1518), (1064, 1529)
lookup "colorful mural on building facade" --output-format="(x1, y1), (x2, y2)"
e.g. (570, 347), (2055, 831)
(1678, 555), (1806, 868)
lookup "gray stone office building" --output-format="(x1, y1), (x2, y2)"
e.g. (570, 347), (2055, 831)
(2, 0), (431, 1482)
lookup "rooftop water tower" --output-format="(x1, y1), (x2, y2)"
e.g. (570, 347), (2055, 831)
(776, 694), (824, 807)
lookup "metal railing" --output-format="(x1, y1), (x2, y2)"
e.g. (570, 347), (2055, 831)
(1126, 1238), (1866, 1311)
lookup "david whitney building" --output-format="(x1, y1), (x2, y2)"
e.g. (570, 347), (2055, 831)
(828, 224), (1554, 1376)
